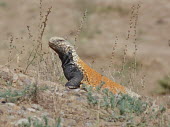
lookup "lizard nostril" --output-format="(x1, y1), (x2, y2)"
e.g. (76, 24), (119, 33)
(48, 41), (52, 45)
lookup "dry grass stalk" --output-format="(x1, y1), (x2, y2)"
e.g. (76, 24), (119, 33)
(7, 35), (14, 68)
(109, 35), (118, 68)
(74, 9), (87, 47)
(24, 6), (52, 73)
(26, 26), (33, 39)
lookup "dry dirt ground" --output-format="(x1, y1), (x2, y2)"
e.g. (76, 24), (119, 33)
(0, 65), (169, 127)
(0, 0), (170, 126)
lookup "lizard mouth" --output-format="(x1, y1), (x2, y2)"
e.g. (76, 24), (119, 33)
(49, 36), (79, 62)
(49, 37), (66, 51)
(49, 36), (75, 55)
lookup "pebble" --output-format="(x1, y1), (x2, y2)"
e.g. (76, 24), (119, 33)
(31, 116), (41, 121)
(9, 116), (15, 119)
(0, 71), (13, 82)
(12, 73), (18, 83)
(0, 98), (6, 104)
(21, 106), (27, 111)
(76, 96), (85, 102)
(15, 118), (29, 126)
(31, 104), (43, 111)
(6, 103), (16, 107)
(64, 118), (76, 126)
(27, 108), (36, 112)
(0, 109), (4, 115)
(17, 110), (26, 115)
(41, 112), (50, 117)
(85, 122), (93, 127)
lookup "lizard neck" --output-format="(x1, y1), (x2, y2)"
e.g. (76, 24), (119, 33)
(56, 49), (79, 69)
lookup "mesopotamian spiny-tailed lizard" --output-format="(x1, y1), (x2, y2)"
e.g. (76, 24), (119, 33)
(49, 37), (140, 98)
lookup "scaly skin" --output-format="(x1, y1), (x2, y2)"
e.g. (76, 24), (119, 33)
(49, 37), (140, 98)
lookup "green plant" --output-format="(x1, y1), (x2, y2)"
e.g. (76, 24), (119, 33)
(24, 5), (52, 73)
(0, 89), (24, 103)
(0, 84), (48, 103)
(84, 84), (147, 115)
(0, 2), (7, 7)
(18, 116), (61, 127)
(87, 90), (98, 105)
(56, 117), (61, 127)
(117, 94), (147, 115)
(82, 84), (164, 126)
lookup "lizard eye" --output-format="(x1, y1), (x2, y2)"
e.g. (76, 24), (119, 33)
(56, 39), (64, 42)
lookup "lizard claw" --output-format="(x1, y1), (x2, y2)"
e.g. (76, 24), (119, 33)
(65, 82), (80, 89)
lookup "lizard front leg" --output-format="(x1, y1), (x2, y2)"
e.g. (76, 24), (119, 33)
(63, 64), (83, 89)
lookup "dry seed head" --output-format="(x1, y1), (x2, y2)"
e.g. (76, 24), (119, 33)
(110, 35), (118, 67)
(39, 0), (43, 21)
(74, 9), (87, 47)
(27, 26), (33, 39)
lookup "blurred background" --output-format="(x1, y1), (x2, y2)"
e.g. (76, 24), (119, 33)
(0, 0), (170, 97)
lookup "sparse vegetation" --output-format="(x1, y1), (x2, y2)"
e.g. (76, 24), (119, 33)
(82, 84), (168, 126)
(0, 84), (48, 103)
(0, 2), (7, 8)
(18, 116), (61, 127)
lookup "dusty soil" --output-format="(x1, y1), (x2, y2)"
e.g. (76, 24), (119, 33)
(0, 65), (169, 127)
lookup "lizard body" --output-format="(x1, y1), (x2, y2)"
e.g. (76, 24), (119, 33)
(49, 37), (140, 98)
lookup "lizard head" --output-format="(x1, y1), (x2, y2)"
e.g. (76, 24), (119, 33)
(49, 37), (74, 54)
(49, 37), (79, 62)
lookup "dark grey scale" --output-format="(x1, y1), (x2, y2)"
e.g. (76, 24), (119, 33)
(56, 49), (83, 89)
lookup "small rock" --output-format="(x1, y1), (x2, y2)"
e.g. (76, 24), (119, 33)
(76, 96), (85, 102)
(27, 108), (36, 112)
(0, 109), (4, 115)
(17, 110), (26, 115)
(31, 104), (43, 111)
(15, 118), (29, 126)
(9, 116), (15, 119)
(18, 74), (33, 86)
(31, 116), (41, 121)
(0, 98), (6, 104)
(7, 109), (16, 115)
(41, 112), (50, 117)
(1, 101), (6, 104)
(65, 119), (76, 126)
(55, 91), (63, 96)
(18, 80), (24, 86)
(13, 73), (18, 83)
(0, 71), (13, 82)
(85, 122), (93, 127)
(22, 78), (32, 85)
(6, 103), (16, 107)
(21, 106), (27, 111)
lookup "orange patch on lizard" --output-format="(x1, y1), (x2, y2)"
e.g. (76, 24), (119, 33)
(77, 59), (126, 94)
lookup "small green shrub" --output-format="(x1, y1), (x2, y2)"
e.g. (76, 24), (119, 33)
(18, 116), (61, 127)
(0, 84), (48, 103)
(87, 90), (98, 105)
(117, 94), (147, 115)
(84, 84), (147, 115)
